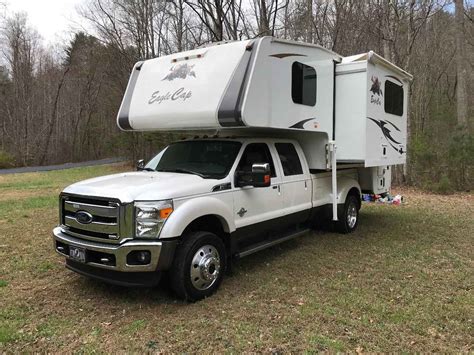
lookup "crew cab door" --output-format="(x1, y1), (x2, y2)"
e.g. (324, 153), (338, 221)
(232, 142), (283, 248)
(273, 142), (312, 225)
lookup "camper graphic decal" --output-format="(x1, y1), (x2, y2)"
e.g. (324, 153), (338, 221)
(162, 63), (196, 81)
(370, 76), (383, 106)
(289, 117), (318, 129)
(370, 76), (383, 96)
(385, 75), (402, 85)
(368, 117), (405, 154)
(149, 87), (192, 104)
(270, 53), (307, 59)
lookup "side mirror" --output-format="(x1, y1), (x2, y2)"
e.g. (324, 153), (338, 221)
(136, 159), (145, 171)
(251, 163), (271, 188)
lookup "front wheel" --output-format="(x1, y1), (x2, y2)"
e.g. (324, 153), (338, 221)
(335, 194), (360, 234)
(170, 231), (226, 301)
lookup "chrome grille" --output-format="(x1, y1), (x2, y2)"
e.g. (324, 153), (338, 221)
(60, 194), (132, 244)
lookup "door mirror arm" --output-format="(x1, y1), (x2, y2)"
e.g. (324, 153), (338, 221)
(235, 163), (271, 188)
(136, 159), (145, 171)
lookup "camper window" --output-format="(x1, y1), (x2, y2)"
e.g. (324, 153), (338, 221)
(291, 62), (316, 106)
(275, 143), (303, 176)
(384, 80), (404, 116)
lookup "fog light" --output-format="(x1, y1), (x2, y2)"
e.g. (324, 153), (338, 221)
(137, 251), (151, 264)
(127, 250), (151, 265)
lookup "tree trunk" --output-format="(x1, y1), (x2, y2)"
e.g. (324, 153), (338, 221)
(306, 0), (313, 43)
(455, 0), (468, 127)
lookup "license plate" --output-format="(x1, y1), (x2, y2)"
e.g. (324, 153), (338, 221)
(69, 246), (86, 263)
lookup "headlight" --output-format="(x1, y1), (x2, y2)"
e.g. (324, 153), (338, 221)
(134, 200), (173, 239)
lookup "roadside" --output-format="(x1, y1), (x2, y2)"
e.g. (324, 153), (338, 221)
(0, 158), (126, 175)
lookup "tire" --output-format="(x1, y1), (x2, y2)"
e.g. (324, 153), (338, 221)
(335, 194), (360, 234)
(170, 231), (226, 301)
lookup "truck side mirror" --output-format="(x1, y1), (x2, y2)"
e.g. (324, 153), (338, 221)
(136, 159), (145, 171)
(251, 163), (271, 188)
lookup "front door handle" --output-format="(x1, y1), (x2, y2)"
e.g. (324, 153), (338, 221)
(272, 185), (278, 189)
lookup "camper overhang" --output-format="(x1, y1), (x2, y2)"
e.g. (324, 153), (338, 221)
(342, 51), (413, 82)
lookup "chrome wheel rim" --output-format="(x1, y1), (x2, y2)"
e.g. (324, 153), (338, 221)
(347, 202), (358, 229)
(190, 244), (221, 291)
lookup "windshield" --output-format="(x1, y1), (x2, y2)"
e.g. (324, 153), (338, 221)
(145, 140), (242, 179)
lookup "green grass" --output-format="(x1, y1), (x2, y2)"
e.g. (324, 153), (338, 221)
(308, 334), (345, 351)
(0, 195), (57, 219)
(125, 319), (146, 333)
(0, 164), (472, 352)
(0, 165), (124, 191)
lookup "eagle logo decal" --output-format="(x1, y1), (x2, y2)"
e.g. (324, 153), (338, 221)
(370, 76), (383, 96)
(162, 63), (196, 81)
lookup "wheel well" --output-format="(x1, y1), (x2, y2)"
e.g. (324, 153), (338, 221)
(182, 215), (231, 253)
(347, 187), (361, 209)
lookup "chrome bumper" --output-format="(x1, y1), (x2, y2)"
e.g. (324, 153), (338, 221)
(53, 226), (163, 272)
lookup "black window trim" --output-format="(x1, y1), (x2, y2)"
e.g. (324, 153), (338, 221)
(291, 61), (317, 107)
(384, 79), (404, 117)
(275, 142), (304, 177)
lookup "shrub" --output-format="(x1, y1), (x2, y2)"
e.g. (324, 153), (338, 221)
(435, 175), (454, 195)
(0, 150), (15, 169)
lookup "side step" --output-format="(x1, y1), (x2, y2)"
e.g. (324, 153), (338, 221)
(237, 228), (311, 258)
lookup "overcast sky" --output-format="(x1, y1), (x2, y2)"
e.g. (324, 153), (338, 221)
(5, 0), (87, 44)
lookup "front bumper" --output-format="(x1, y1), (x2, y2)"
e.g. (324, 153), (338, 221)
(53, 227), (177, 285)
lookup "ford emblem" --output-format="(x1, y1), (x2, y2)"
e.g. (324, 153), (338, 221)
(76, 211), (93, 224)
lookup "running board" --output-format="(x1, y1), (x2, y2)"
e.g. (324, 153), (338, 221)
(237, 228), (311, 258)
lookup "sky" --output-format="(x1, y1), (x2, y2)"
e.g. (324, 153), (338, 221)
(3, 0), (473, 44)
(5, 0), (87, 44)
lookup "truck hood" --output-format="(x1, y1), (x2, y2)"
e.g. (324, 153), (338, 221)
(62, 171), (223, 203)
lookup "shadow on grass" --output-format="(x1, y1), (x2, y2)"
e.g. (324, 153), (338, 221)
(61, 205), (437, 305)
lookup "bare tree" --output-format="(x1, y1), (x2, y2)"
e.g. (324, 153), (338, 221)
(184, 0), (228, 41)
(250, 0), (289, 37)
(1, 13), (39, 165)
(455, 0), (468, 127)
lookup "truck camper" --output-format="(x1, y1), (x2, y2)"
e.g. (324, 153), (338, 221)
(53, 37), (412, 300)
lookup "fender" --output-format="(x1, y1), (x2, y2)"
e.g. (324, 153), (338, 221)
(336, 176), (361, 204)
(159, 194), (236, 239)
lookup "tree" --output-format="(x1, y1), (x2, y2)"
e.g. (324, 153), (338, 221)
(1, 13), (39, 165)
(454, 0), (468, 127)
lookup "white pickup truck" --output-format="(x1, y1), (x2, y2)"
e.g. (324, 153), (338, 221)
(53, 137), (361, 300)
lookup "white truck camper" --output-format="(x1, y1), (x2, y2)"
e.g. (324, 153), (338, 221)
(53, 37), (412, 301)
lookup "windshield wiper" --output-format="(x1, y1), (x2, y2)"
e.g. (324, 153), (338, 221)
(138, 167), (156, 172)
(157, 168), (209, 178)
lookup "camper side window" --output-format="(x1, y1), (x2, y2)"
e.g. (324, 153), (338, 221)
(291, 62), (316, 106)
(275, 143), (303, 176)
(384, 80), (404, 116)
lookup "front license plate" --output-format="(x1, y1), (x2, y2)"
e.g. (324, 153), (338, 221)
(69, 246), (86, 263)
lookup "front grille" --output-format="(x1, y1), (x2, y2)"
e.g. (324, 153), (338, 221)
(60, 194), (128, 244)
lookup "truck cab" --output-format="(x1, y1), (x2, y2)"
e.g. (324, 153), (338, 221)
(53, 137), (361, 300)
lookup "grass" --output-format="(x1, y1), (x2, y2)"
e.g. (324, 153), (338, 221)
(0, 164), (472, 352)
